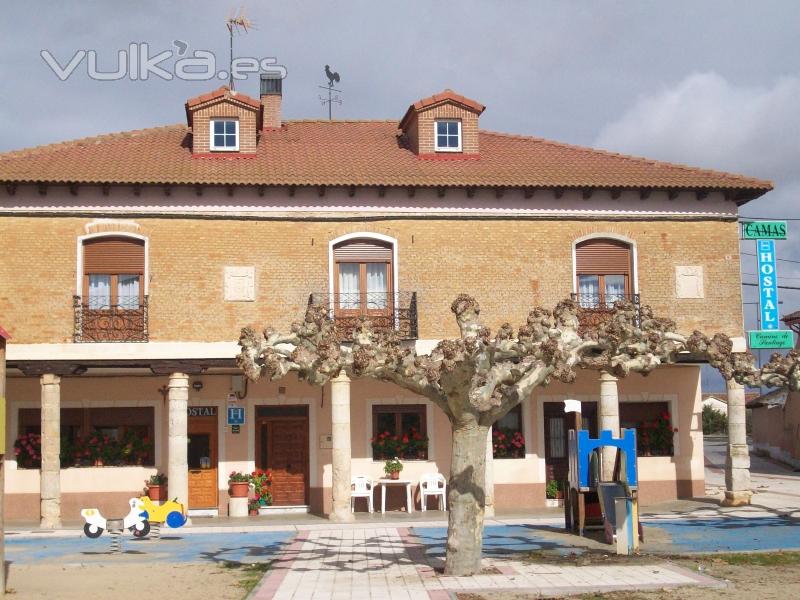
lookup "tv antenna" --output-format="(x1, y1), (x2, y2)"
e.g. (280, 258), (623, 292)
(318, 64), (342, 120)
(225, 7), (255, 90)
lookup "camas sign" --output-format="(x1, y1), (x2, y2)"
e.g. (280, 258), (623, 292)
(741, 220), (787, 240)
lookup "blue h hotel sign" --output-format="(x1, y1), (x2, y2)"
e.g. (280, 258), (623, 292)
(757, 239), (780, 330)
(227, 406), (245, 426)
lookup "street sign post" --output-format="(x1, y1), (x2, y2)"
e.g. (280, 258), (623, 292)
(742, 220), (787, 240)
(748, 330), (795, 349)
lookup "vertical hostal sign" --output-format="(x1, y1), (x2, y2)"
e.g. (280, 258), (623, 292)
(756, 239), (780, 330)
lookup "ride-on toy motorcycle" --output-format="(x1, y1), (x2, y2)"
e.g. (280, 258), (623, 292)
(81, 497), (150, 538)
(138, 496), (188, 529)
(80, 496), (187, 539)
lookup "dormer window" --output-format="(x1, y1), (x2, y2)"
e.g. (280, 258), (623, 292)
(210, 119), (239, 151)
(435, 120), (462, 152)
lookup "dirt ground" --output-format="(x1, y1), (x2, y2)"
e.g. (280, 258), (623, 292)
(458, 555), (800, 600)
(5, 562), (262, 599)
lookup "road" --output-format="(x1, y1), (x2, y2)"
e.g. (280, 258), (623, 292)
(704, 434), (800, 514)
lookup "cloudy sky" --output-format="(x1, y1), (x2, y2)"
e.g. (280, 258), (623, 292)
(1, 1), (798, 388)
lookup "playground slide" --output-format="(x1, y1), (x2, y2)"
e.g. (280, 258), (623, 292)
(597, 482), (641, 553)
(597, 482), (627, 544)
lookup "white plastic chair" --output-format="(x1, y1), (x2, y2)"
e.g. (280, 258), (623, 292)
(419, 473), (447, 511)
(350, 476), (374, 513)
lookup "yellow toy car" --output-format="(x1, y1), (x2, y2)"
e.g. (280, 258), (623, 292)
(139, 496), (188, 529)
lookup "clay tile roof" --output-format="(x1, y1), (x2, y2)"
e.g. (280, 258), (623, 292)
(185, 86), (261, 110)
(412, 89), (486, 114)
(399, 89), (486, 130)
(0, 120), (773, 199)
(783, 311), (800, 324)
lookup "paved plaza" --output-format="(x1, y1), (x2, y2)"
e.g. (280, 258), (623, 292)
(249, 526), (720, 600)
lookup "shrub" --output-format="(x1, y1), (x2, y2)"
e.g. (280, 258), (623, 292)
(250, 470), (273, 506)
(545, 479), (561, 499)
(702, 404), (728, 434)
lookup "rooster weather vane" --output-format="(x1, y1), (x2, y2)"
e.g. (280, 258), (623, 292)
(319, 64), (342, 120)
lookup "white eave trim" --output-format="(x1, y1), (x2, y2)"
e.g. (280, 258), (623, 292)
(7, 341), (240, 362)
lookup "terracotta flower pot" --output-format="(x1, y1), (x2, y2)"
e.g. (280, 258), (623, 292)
(248, 509), (258, 516)
(390, 471), (400, 480)
(229, 481), (250, 498)
(94, 458), (104, 467)
(147, 484), (166, 502)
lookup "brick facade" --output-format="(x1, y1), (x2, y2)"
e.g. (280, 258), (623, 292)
(0, 211), (743, 344)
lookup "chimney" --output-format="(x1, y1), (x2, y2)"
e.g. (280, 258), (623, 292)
(260, 73), (282, 129)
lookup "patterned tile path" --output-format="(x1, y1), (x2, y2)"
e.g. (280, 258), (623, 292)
(248, 527), (722, 600)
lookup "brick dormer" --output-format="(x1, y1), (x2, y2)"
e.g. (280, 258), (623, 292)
(399, 89), (485, 158)
(185, 86), (263, 155)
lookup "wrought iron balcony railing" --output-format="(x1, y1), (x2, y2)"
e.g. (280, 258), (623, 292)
(73, 295), (149, 342)
(307, 291), (418, 341)
(570, 293), (641, 332)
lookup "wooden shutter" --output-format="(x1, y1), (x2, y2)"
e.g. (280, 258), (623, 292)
(575, 239), (631, 275)
(83, 237), (145, 274)
(333, 239), (392, 262)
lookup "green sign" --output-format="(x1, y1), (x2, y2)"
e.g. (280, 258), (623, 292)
(748, 330), (795, 349)
(742, 220), (787, 240)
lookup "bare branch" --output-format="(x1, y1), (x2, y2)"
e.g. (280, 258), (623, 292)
(237, 295), (800, 428)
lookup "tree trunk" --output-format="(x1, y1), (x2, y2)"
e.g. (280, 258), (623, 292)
(445, 421), (489, 576)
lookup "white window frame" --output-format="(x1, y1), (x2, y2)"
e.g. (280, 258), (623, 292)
(209, 118), (239, 152)
(434, 119), (462, 152)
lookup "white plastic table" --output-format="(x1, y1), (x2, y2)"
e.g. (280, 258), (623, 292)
(377, 479), (414, 514)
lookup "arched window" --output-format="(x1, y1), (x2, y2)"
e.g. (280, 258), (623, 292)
(332, 238), (393, 315)
(575, 238), (633, 308)
(82, 236), (145, 310)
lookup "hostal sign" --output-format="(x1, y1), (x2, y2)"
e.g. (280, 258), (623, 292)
(188, 406), (217, 417)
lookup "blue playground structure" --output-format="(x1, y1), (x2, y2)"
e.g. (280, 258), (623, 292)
(564, 426), (642, 554)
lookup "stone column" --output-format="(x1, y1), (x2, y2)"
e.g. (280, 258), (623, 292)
(330, 370), (354, 522)
(722, 379), (752, 506)
(598, 372), (621, 481)
(40, 374), (61, 528)
(167, 373), (190, 510)
(484, 425), (495, 517)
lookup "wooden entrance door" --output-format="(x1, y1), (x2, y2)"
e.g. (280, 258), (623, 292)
(543, 402), (597, 485)
(256, 408), (309, 506)
(188, 416), (218, 509)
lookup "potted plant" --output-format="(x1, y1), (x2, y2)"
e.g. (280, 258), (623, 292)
(228, 471), (251, 498)
(371, 431), (400, 461)
(545, 479), (563, 500)
(248, 501), (259, 516)
(404, 427), (429, 460)
(13, 433), (41, 469)
(493, 428), (526, 459)
(145, 473), (168, 502)
(383, 457), (403, 480)
(250, 469), (274, 514)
